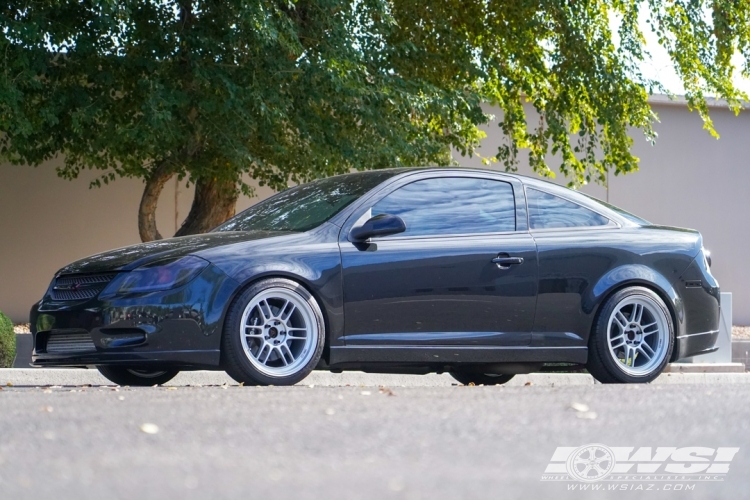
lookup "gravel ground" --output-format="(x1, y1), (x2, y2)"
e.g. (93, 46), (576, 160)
(13, 323), (30, 334)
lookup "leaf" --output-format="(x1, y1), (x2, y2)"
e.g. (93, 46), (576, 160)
(140, 423), (159, 434)
(570, 402), (590, 412)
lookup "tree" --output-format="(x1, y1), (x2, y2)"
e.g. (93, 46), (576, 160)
(2, 1), (749, 241)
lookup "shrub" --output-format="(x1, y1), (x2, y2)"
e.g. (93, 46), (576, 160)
(0, 312), (15, 368)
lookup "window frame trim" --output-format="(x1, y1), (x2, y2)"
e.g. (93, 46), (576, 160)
(341, 170), (526, 242)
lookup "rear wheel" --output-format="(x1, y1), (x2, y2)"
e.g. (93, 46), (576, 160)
(587, 286), (674, 384)
(222, 278), (325, 386)
(96, 366), (179, 386)
(450, 372), (515, 386)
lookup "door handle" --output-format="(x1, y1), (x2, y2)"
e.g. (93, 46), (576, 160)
(492, 256), (524, 269)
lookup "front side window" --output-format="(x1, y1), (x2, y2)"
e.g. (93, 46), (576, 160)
(370, 177), (516, 237)
(527, 188), (610, 229)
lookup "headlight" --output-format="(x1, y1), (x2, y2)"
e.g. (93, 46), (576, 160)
(104, 256), (209, 295)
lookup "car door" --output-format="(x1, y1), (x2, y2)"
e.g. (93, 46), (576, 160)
(339, 173), (538, 347)
(524, 186), (619, 348)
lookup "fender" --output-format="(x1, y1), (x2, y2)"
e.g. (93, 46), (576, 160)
(585, 264), (685, 339)
(199, 223), (345, 349)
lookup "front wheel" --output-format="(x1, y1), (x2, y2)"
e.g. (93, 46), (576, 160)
(222, 278), (325, 386)
(97, 366), (180, 386)
(450, 372), (515, 386)
(587, 286), (674, 384)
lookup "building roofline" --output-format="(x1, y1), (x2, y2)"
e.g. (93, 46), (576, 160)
(647, 93), (748, 110)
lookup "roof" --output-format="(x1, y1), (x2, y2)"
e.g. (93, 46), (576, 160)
(647, 93), (749, 110)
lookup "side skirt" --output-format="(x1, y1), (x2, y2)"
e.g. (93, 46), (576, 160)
(329, 345), (587, 367)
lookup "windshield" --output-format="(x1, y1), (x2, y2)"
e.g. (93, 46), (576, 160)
(214, 171), (399, 233)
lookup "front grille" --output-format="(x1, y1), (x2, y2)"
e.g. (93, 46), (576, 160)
(45, 331), (96, 353)
(50, 273), (116, 301)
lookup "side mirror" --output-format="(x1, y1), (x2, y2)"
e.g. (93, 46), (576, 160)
(349, 214), (406, 241)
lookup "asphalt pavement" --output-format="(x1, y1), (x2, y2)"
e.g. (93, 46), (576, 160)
(1, 370), (749, 499)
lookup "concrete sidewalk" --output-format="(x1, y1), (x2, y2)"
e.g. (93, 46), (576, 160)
(2, 368), (750, 387)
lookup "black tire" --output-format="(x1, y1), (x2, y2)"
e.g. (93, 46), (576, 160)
(450, 372), (515, 386)
(96, 366), (179, 386)
(587, 286), (674, 384)
(222, 278), (325, 386)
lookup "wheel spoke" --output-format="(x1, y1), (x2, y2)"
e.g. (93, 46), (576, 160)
(632, 304), (643, 324)
(637, 346), (652, 360)
(257, 300), (272, 322)
(642, 321), (659, 336)
(281, 344), (295, 364)
(610, 333), (624, 345)
(286, 328), (307, 339)
(641, 341), (656, 358)
(276, 300), (290, 319)
(245, 325), (263, 337)
(281, 302), (296, 322)
(257, 344), (272, 364)
(614, 311), (628, 329)
(623, 346), (637, 367)
(276, 347), (289, 366)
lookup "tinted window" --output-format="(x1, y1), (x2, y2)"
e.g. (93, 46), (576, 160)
(527, 188), (609, 229)
(214, 171), (397, 232)
(581, 193), (650, 225)
(371, 177), (516, 237)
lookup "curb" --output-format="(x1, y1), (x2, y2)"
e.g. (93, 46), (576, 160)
(664, 362), (745, 373)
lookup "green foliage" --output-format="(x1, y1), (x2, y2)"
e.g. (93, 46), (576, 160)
(1, 0), (748, 193)
(0, 0), (485, 195)
(0, 312), (15, 368)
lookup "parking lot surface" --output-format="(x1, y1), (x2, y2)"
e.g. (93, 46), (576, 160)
(1, 372), (748, 499)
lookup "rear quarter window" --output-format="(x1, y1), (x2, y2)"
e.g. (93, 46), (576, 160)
(527, 188), (610, 229)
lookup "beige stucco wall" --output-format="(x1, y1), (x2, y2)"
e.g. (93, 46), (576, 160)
(1, 100), (748, 324)
(0, 163), (275, 322)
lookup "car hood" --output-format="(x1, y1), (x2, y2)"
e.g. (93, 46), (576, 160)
(57, 231), (296, 275)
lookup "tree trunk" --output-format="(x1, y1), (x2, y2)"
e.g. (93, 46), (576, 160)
(138, 160), (174, 242)
(174, 176), (238, 237)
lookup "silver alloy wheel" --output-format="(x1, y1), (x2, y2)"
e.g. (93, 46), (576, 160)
(239, 287), (319, 377)
(606, 296), (669, 376)
(126, 369), (168, 378)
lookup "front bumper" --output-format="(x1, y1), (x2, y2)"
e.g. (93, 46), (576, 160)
(30, 264), (238, 369)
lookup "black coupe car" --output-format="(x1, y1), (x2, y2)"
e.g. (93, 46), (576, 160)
(30, 168), (720, 386)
